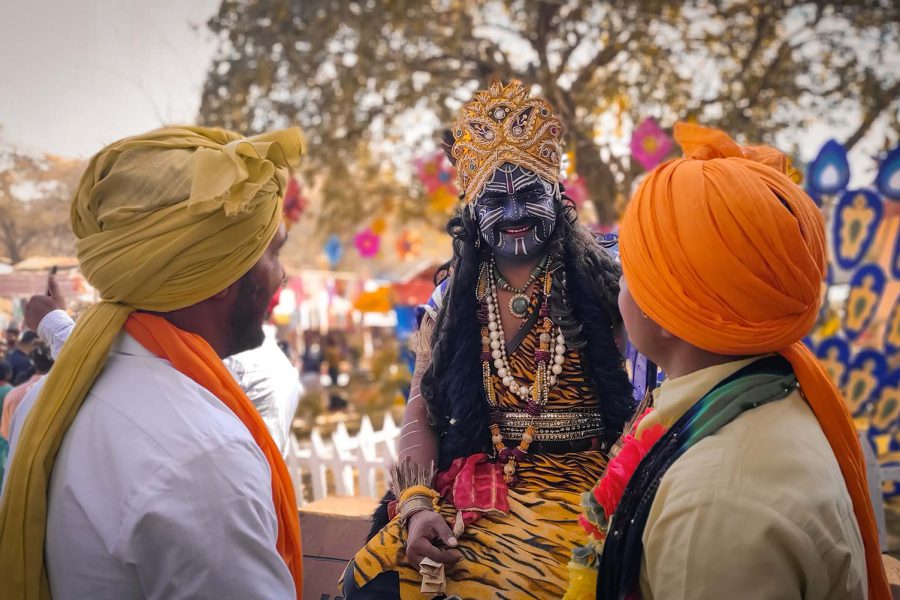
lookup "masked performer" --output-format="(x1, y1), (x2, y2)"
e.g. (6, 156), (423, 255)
(342, 80), (634, 599)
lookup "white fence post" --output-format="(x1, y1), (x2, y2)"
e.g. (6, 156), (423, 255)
(290, 411), (400, 503)
(284, 435), (309, 506)
(307, 429), (331, 501)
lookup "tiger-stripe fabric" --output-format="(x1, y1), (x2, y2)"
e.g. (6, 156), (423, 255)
(345, 322), (607, 599)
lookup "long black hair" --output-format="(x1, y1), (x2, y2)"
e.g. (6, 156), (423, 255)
(421, 191), (634, 470)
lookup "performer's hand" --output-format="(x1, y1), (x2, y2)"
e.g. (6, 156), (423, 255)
(405, 510), (462, 569)
(25, 275), (66, 331)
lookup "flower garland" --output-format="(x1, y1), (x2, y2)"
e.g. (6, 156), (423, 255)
(563, 409), (666, 600)
(478, 260), (566, 485)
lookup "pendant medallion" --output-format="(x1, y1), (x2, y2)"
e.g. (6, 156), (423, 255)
(509, 294), (530, 319)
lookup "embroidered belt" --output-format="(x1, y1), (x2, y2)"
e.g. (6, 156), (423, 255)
(499, 410), (604, 442)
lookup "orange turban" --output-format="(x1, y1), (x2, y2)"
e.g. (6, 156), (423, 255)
(620, 122), (889, 599)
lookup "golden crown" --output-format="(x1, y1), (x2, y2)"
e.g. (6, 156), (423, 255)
(451, 80), (564, 204)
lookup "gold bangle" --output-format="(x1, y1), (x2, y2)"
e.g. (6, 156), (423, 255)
(398, 494), (437, 527)
(399, 485), (439, 504)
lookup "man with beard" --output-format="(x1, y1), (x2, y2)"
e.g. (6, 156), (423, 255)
(341, 81), (634, 599)
(24, 261), (303, 459)
(0, 126), (303, 599)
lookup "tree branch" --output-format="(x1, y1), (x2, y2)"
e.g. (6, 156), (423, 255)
(736, 10), (774, 83)
(566, 9), (629, 95)
(570, 37), (627, 95)
(554, 29), (584, 79)
(846, 79), (900, 150)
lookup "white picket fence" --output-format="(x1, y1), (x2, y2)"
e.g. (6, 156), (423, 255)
(286, 414), (900, 551)
(286, 413), (401, 504)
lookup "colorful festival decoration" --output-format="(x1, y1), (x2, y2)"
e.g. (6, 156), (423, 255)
(371, 218), (387, 235)
(354, 228), (381, 259)
(869, 370), (900, 437)
(416, 150), (459, 214)
(830, 190), (883, 270)
(802, 140), (900, 502)
(816, 336), (852, 390)
(892, 231), (900, 280)
(428, 187), (458, 213)
(562, 151), (577, 180)
(842, 264), (887, 342)
(395, 229), (423, 261)
(417, 150), (455, 194)
(843, 349), (888, 418)
(563, 175), (589, 208)
(629, 117), (673, 172)
(876, 145), (900, 201)
(806, 139), (850, 195)
(282, 177), (307, 229)
(324, 235), (343, 268)
(352, 285), (392, 313)
(885, 296), (900, 357)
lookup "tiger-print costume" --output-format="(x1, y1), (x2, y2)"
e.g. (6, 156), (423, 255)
(343, 318), (608, 599)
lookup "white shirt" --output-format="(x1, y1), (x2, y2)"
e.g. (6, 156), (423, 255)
(6, 332), (295, 599)
(38, 311), (302, 456)
(225, 324), (302, 457)
(637, 358), (867, 600)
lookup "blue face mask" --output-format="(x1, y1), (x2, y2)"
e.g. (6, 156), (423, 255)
(474, 163), (558, 261)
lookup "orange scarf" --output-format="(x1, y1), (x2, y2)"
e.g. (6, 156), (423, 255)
(124, 313), (303, 597)
(620, 122), (889, 598)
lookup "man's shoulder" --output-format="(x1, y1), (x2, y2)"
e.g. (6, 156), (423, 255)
(418, 278), (451, 325)
(38, 351), (269, 527)
(78, 349), (257, 460)
(657, 391), (855, 534)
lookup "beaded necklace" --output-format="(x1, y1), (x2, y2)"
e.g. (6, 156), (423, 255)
(493, 256), (548, 319)
(478, 260), (567, 484)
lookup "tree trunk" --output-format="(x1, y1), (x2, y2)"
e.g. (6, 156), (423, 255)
(2, 238), (24, 265)
(574, 136), (618, 225)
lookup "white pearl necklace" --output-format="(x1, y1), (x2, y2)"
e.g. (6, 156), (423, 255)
(485, 270), (566, 402)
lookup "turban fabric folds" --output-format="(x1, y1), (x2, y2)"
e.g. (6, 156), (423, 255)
(620, 123), (889, 599)
(0, 126), (304, 599)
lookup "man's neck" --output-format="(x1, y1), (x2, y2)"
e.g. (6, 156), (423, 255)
(494, 254), (544, 288)
(659, 349), (751, 380)
(160, 311), (232, 359)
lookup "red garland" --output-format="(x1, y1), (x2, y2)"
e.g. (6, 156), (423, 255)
(580, 409), (666, 538)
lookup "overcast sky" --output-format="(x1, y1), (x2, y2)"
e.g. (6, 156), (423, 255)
(0, 0), (220, 158)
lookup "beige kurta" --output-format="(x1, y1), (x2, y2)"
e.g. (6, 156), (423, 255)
(636, 358), (867, 599)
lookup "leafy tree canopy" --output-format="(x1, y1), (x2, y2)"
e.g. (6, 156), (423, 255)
(199, 0), (900, 229)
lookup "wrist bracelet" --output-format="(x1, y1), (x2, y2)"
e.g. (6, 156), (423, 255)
(398, 494), (436, 527)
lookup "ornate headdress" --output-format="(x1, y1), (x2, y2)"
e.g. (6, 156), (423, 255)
(450, 80), (564, 204)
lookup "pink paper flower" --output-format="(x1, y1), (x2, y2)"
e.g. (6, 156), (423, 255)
(416, 151), (457, 195)
(565, 175), (589, 207)
(630, 118), (674, 171)
(354, 228), (381, 258)
(283, 177), (307, 225)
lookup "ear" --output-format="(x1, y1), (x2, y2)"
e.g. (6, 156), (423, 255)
(659, 326), (677, 340)
(211, 284), (233, 301)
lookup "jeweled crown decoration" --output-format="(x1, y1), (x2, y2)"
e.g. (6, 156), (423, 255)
(451, 80), (564, 205)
